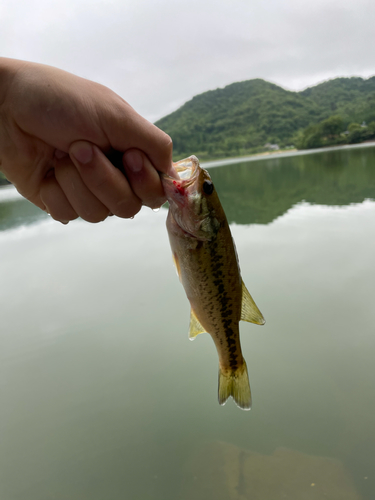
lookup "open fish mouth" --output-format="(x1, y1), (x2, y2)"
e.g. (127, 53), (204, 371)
(162, 156), (200, 185)
(173, 155), (200, 181)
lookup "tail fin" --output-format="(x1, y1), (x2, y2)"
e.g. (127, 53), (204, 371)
(218, 361), (252, 410)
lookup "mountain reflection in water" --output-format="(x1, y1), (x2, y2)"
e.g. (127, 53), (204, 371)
(210, 145), (375, 225)
(2, 145), (375, 232)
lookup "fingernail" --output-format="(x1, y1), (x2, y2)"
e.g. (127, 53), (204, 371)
(60, 220), (69, 225)
(71, 142), (93, 164)
(124, 150), (143, 173)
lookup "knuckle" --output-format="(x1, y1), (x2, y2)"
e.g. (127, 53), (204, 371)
(40, 177), (78, 222)
(161, 132), (173, 153)
(81, 207), (110, 223)
(114, 197), (142, 219)
(49, 205), (78, 222)
(83, 215), (107, 223)
(145, 195), (166, 210)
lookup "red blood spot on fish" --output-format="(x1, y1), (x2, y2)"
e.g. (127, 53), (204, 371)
(173, 180), (185, 196)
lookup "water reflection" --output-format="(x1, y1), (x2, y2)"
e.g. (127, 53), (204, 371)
(209, 146), (375, 224)
(1, 146), (375, 500)
(0, 187), (49, 231)
(1, 146), (375, 232)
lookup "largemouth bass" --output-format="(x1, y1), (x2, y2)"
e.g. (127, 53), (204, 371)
(162, 156), (265, 410)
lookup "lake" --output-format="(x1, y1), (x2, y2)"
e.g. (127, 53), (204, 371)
(1, 144), (375, 500)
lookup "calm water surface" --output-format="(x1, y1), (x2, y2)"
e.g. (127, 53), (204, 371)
(1, 145), (375, 499)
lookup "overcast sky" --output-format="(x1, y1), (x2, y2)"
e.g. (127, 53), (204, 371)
(2, 0), (375, 122)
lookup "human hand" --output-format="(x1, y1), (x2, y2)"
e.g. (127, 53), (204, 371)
(0, 58), (176, 223)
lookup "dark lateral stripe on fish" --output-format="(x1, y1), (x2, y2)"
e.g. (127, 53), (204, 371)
(208, 242), (241, 369)
(162, 156), (263, 410)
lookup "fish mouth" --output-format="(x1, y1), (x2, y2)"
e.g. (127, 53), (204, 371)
(162, 155), (200, 185)
(173, 155), (199, 182)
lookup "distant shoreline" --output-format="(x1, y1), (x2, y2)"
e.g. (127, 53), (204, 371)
(1, 140), (375, 193)
(201, 140), (375, 168)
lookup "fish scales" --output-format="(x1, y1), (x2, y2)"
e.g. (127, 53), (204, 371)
(168, 210), (243, 372)
(162, 156), (265, 410)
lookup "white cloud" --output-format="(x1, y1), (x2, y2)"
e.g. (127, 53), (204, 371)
(1, 0), (375, 122)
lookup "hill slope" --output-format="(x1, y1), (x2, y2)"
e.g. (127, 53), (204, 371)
(155, 76), (375, 159)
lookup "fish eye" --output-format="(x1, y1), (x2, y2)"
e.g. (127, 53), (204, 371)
(203, 180), (214, 195)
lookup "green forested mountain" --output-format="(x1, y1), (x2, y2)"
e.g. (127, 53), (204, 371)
(300, 77), (375, 121)
(155, 76), (375, 159)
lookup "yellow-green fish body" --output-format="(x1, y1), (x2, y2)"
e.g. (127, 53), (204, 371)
(162, 156), (265, 410)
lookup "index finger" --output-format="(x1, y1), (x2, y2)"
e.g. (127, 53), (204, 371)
(102, 99), (175, 176)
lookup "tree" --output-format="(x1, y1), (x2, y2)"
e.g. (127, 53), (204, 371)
(320, 115), (344, 138)
(348, 122), (361, 132)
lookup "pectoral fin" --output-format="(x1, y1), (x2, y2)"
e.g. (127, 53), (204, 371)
(189, 309), (206, 341)
(240, 279), (265, 325)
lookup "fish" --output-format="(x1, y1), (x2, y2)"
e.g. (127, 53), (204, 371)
(161, 156), (265, 410)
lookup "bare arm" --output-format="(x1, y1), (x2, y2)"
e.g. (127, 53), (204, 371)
(0, 58), (175, 223)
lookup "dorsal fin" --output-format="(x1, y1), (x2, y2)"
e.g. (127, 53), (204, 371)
(189, 309), (206, 341)
(240, 279), (265, 325)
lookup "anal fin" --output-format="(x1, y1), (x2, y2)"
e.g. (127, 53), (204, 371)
(189, 309), (206, 341)
(240, 279), (265, 325)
